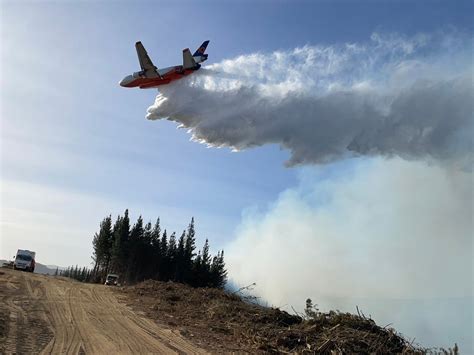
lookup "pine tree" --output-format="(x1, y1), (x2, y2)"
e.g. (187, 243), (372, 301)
(194, 239), (211, 286)
(192, 250), (202, 287)
(92, 215), (113, 281)
(110, 214), (123, 273)
(158, 229), (168, 280)
(151, 218), (162, 279)
(201, 239), (211, 271)
(183, 218), (197, 283)
(101, 216), (113, 275)
(168, 232), (177, 280)
(175, 230), (186, 281)
(81, 267), (87, 282)
(160, 229), (168, 255)
(89, 212), (227, 288)
(127, 216), (144, 281)
(142, 221), (153, 280)
(54, 267), (59, 276)
(111, 209), (130, 275)
(210, 250), (227, 288)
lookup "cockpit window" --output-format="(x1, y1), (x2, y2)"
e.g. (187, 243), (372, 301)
(132, 71), (145, 79)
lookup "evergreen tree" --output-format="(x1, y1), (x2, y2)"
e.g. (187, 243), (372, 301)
(110, 214), (123, 273)
(111, 209), (130, 275)
(194, 251), (202, 271)
(151, 218), (161, 279)
(201, 239), (211, 271)
(183, 218), (196, 283)
(54, 267), (59, 276)
(210, 251), (227, 288)
(192, 250), (203, 287)
(92, 215), (113, 280)
(142, 221), (153, 280)
(159, 230), (168, 280)
(168, 232), (177, 280)
(193, 239), (211, 286)
(89, 211), (227, 288)
(184, 218), (196, 256)
(127, 216), (144, 281)
(160, 229), (168, 255)
(175, 230), (186, 281)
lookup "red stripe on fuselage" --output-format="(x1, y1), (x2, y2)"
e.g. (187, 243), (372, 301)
(123, 66), (197, 89)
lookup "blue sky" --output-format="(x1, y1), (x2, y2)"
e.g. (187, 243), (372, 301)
(1, 0), (472, 350)
(2, 0), (471, 262)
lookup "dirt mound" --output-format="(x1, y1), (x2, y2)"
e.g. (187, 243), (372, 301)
(119, 280), (427, 353)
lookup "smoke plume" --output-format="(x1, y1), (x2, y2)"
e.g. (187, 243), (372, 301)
(147, 32), (472, 167)
(147, 31), (473, 348)
(225, 157), (473, 349)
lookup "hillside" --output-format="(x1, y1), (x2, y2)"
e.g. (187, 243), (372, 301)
(118, 280), (458, 354)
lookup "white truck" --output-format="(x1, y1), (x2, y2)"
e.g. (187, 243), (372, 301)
(14, 249), (36, 272)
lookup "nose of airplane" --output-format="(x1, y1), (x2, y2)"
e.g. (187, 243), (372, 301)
(119, 75), (133, 87)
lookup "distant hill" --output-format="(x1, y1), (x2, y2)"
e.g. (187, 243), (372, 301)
(0, 259), (64, 275)
(35, 263), (64, 275)
(0, 259), (11, 267)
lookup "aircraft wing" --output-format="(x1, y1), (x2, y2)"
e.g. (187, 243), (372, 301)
(182, 48), (197, 69)
(135, 42), (161, 78)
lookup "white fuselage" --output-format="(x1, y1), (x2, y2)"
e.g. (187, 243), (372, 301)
(120, 55), (208, 89)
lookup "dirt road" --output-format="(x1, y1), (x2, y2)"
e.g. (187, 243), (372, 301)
(0, 268), (206, 354)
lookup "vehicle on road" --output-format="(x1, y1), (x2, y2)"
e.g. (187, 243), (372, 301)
(104, 273), (119, 286)
(13, 249), (36, 272)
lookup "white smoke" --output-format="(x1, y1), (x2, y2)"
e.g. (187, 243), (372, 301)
(226, 158), (472, 300)
(147, 31), (473, 348)
(147, 32), (473, 167)
(225, 157), (473, 349)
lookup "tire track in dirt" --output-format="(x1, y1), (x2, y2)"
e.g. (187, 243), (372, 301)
(0, 269), (206, 354)
(0, 271), (53, 354)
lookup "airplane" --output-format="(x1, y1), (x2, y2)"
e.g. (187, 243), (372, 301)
(120, 40), (209, 89)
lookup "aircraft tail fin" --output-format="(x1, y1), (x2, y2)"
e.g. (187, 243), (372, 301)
(193, 40), (210, 56)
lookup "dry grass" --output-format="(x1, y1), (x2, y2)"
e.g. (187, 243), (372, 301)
(118, 280), (457, 354)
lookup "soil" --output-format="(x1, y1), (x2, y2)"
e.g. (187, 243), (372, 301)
(0, 268), (454, 354)
(0, 268), (205, 354)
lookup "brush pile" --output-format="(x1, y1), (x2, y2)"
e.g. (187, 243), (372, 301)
(119, 280), (452, 354)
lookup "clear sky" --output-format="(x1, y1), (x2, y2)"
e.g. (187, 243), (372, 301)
(1, 0), (472, 351)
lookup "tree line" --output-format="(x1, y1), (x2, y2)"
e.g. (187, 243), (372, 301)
(84, 209), (227, 288)
(59, 265), (93, 282)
